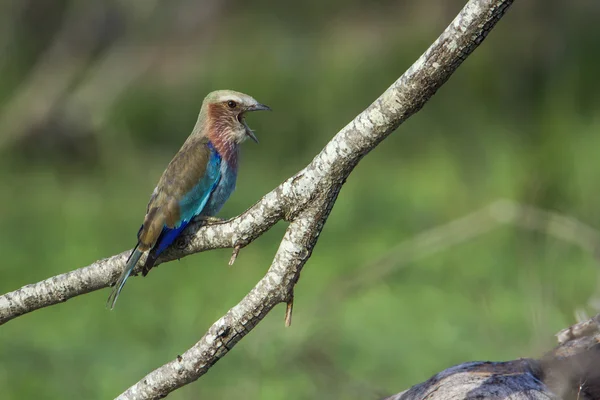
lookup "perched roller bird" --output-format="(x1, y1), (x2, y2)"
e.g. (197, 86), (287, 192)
(107, 90), (270, 308)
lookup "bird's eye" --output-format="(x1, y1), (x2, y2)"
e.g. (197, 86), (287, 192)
(227, 100), (237, 109)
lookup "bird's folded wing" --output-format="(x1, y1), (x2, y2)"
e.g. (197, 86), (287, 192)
(137, 137), (221, 251)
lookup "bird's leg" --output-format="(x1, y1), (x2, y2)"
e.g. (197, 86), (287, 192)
(140, 252), (152, 277)
(192, 215), (226, 225)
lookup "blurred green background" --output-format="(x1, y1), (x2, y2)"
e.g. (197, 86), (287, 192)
(1, 0), (600, 398)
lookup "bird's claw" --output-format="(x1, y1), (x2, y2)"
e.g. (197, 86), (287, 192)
(141, 264), (151, 277)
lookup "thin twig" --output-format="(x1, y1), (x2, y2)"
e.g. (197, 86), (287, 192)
(285, 296), (294, 327)
(229, 245), (241, 266)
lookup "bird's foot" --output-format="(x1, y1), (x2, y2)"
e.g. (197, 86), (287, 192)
(192, 215), (226, 225)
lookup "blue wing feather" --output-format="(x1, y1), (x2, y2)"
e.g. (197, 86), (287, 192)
(144, 145), (222, 269)
(153, 222), (190, 255)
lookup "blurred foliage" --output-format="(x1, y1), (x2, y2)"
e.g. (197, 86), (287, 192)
(1, 0), (600, 399)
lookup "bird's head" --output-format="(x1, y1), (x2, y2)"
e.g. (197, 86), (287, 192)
(202, 90), (271, 144)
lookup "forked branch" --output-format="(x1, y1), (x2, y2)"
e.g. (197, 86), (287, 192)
(0, 1), (515, 398)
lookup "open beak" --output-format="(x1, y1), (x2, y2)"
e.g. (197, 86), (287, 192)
(243, 102), (271, 143)
(245, 128), (259, 143)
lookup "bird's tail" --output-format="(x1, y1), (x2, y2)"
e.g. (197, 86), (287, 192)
(106, 244), (143, 309)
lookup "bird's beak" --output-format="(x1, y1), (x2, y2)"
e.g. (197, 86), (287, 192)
(246, 103), (272, 112)
(246, 129), (259, 144)
(242, 102), (270, 143)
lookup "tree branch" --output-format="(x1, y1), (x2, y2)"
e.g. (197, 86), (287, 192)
(0, 0), (515, 398)
(0, 185), (288, 325)
(118, 201), (331, 399)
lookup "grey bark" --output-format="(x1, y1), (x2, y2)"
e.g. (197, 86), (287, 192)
(0, 0), (516, 398)
(386, 314), (600, 400)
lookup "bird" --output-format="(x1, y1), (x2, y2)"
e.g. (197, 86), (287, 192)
(107, 90), (270, 309)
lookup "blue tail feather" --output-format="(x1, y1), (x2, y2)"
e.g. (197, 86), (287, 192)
(107, 245), (143, 309)
(107, 221), (190, 308)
